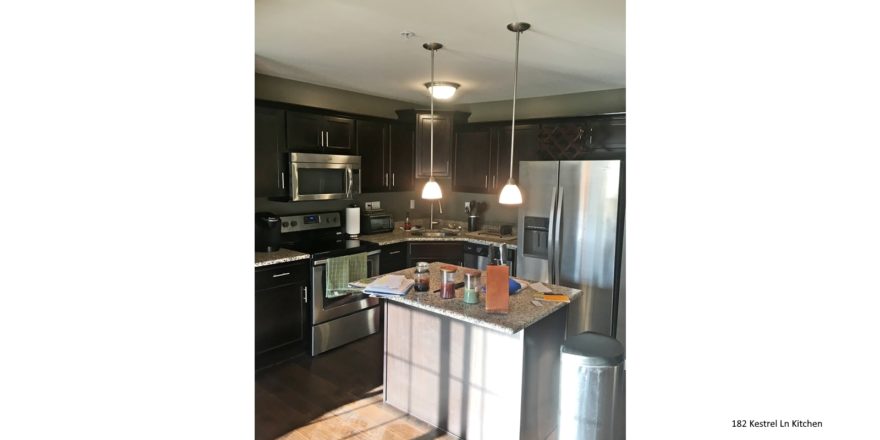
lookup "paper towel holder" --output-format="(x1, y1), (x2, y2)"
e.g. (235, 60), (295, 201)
(345, 203), (361, 239)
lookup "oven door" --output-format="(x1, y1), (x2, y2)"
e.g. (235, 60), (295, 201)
(311, 250), (380, 325)
(289, 162), (354, 201)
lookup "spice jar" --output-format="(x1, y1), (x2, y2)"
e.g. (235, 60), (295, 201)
(414, 262), (430, 292)
(439, 265), (458, 299)
(463, 270), (481, 304)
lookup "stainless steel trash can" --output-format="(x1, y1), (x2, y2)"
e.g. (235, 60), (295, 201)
(558, 332), (625, 440)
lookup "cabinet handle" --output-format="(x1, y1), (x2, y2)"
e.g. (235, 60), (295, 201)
(384, 173), (388, 187)
(281, 171), (285, 189)
(485, 175), (488, 188)
(272, 272), (291, 278)
(303, 286), (308, 303)
(325, 131), (329, 147)
(318, 131), (323, 147)
(392, 173), (395, 186)
(493, 175), (496, 188)
(388, 250), (401, 255)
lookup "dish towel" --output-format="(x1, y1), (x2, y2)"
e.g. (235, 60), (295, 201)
(326, 253), (368, 298)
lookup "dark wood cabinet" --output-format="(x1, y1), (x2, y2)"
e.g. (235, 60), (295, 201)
(380, 243), (409, 274)
(358, 120), (388, 193)
(397, 110), (470, 179)
(286, 111), (355, 153)
(359, 121), (414, 193)
(408, 241), (464, 267)
(255, 261), (310, 368)
(255, 105), (287, 198)
(453, 127), (493, 193)
(388, 123), (415, 191)
(537, 115), (625, 159)
(453, 123), (540, 193)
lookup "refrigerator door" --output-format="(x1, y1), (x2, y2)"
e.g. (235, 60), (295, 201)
(516, 161), (560, 284)
(557, 160), (621, 337)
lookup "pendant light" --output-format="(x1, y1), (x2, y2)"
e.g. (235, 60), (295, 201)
(498, 22), (530, 205)
(421, 42), (443, 200)
(423, 81), (460, 100)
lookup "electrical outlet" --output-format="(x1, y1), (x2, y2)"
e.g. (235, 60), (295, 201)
(410, 200), (415, 209)
(372, 201), (380, 210)
(464, 202), (469, 209)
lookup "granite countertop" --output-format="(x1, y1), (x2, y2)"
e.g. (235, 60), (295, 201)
(362, 228), (518, 249)
(254, 249), (310, 267)
(357, 262), (581, 335)
(254, 229), (517, 267)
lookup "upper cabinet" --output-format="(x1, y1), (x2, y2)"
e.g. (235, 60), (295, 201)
(255, 105), (287, 198)
(537, 115), (625, 160)
(358, 120), (414, 193)
(397, 110), (470, 179)
(286, 111), (356, 154)
(453, 123), (541, 194)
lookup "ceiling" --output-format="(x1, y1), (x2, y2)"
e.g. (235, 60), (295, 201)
(255, 0), (625, 104)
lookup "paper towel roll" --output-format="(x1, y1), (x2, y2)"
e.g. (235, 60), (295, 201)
(345, 207), (361, 236)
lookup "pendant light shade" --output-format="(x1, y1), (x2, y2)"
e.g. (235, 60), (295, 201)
(424, 81), (460, 100)
(421, 42), (444, 200)
(421, 177), (443, 199)
(499, 179), (523, 204)
(499, 22), (530, 205)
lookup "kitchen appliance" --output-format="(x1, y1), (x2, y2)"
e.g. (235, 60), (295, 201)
(278, 211), (381, 356)
(255, 212), (281, 252)
(517, 160), (623, 337)
(360, 210), (394, 235)
(285, 153), (361, 202)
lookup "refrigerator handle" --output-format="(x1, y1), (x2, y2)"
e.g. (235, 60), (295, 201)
(554, 186), (563, 284)
(548, 186), (559, 284)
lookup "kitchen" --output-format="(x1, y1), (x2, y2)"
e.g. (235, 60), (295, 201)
(255, 1), (625, 439)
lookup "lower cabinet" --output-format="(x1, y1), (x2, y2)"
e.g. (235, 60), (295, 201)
(255, 261), (310, 369)
(380, 243), (409, 274)
(408, 241), (464, 267)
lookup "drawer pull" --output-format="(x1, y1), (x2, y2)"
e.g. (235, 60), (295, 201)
(272, 272), (291, 278)
(388, 250), (401, 255)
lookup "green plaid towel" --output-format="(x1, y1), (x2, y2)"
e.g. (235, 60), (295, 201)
(325, 253), (368, 298)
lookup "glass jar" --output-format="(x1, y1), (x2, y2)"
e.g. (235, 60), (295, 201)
(463, 270), (481, 304)
(440, 265), (458, 299)
(413, 262), (430, 292)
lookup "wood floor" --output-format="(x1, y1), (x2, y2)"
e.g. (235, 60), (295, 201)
(256, 332), (458, 440)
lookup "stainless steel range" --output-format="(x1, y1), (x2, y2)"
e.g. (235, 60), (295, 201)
(278, 211), (380, 356)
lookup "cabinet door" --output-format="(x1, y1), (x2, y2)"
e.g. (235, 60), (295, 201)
(415, 114), (453, 178)
(408, 242), (464, 267)
(286, 111), (323, 152)
(388, 123), (415, 191)
(358, 120), (388, 193)
(453, 128), (493, 193)
(255, 282), (306, 355)
(324, 116), (356, 153)
(586, 115), (626, 150)
(494, 124), (540, 189)
(381, 243), (408, 274)
(255, 106), (286, 198)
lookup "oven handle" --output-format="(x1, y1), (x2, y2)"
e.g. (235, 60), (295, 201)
(312, 249), (380, 266)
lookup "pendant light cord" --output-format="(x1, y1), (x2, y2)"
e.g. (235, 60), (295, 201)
(509, 30), (520, 181)
(430, 48), (435, 178)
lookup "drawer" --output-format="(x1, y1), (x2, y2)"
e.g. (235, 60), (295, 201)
(255, 261), (309, 291)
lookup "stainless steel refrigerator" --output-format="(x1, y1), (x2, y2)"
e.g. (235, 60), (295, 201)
(516, 160), (624, 338)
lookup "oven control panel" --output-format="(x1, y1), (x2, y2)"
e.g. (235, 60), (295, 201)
(279, 212), (340, 233)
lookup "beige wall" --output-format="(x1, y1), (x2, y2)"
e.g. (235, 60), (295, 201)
(256, 73), (420, 119)
(456, 88), (626, 122)
(256, 73), (625, 123)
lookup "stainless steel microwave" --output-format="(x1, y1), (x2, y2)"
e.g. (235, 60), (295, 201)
(287, 153), (361, 201)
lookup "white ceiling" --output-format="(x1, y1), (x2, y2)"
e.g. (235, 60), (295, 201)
(255, 0), (625, 104)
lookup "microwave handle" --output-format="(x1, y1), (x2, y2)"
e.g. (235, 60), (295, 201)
(346, 167), (353, 198)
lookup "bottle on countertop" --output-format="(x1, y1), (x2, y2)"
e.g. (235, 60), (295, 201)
(404, 212), (411, 230)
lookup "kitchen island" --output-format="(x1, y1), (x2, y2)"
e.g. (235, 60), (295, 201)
(361, 262), (581, 440)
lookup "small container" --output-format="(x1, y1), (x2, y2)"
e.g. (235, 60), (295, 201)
(440, 265), (458, 299)
(414, 262), (430, 292)
(463, 270), (482, 304)
(404, 212), (412, 231)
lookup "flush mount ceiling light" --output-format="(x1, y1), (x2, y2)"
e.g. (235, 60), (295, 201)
(498, 22), (530, 205)
(423, 81), (460, 100)
(421, 42), (443, 200)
